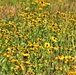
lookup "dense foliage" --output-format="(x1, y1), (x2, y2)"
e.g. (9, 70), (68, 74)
(0, 0), (76, 75)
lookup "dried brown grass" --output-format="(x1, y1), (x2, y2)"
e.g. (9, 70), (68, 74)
(0, 5), (16, 19)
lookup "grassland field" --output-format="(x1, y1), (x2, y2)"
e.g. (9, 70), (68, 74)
(0, 0), (76, 75)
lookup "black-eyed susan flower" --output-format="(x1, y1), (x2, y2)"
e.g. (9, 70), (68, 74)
(32, 0), (38, 4)
(14, 72), (18, 75)
(56, 55), (65, 61)
(53, 46), (58, 50)
(67, 70), (76, 75)
(56, 10), (60, 14)
(50, 36), (58, 42)
(55, 66), (59, 70)
(15, 65), (20, 70)
(37, 38), (43, 41)
(65, 47), (72, 51)
(9, 59), (18, 63)
(39, 0), (46, 7)
(59, 55), (65, 60)
(44, 42), (50, 48)
(21, 52), (29, 57)
(6, 54), (11, 58)
(72, 65), (76, 69)
(59, 67), (63, 71)
(20, 64), (24, 71)
(70, 57), (75, 61)
(64, 59), (69, 64)
(39, 7), (43, 10)
(25, 7), (30, 11)
(0, 33), (2, 38)
(64, 56), (68, 60)
(58, 0), (62, 2)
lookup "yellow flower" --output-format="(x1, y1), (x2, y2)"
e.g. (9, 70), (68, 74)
(36, 17), (42, 23)
(68, 56), (72, 59)
(48, 26), (55, 32)
(25, 61), (30, 64)
(0, 33), (3, 38)
(14, 72), (18, 75)
(9, 59), (18, 63)
(7, 54), (11, 58)
(55, 66), (59, 70)
(34, 0), (38, 3)
(37, 38), (43, 41)
(64, 56), (68, 59)
(21, 52), (29, 57)
(46, 3), (50, 5)
(64, 59), (69, 63)
(20, 64), (24, 71)
(56, 11), (60, 14)
(53, 46), (58, 50)
(50, 36), (57, 42)
(23, 53), (29, 57)
(19, 12), (26, 17)
(72, 65), (76, 69)
(3, 53), (11, 58)
(15, 65), (20, 70)
(7, 47), (11, 51)
(0, 6), (3, 8)
(3, 53), (7, 56)
(5, 39), (9, 43)
(39, 7), (43, 10)
(27, 41), (33, 47)
(59, 55), (64, 60)
(32, 0), (38, 4)
(58, 0), (62, 2)
(67, 70), (76, 75)
(33, 42), (39, 48)
(9, 21), (13, 25)
(25, 7), (30, 11)
(73, 45), (76, 49)
(52, 23), (58, 27)
(59, 67), (63, 71)
(44, 42), (50, 48)
(65, 48), (72, 51)
(11, 67), (14, 70)
(71, 57), (75, 61)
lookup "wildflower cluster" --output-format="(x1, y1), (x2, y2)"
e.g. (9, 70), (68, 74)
(0, 0), (76, 75)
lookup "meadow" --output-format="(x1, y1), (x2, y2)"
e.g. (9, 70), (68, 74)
(0, 0), (76, 75)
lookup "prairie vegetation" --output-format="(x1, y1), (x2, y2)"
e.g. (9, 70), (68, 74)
(0, 0), (76, 75)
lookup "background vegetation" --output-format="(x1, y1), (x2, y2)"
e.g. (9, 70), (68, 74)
(0, 0), (76, 75)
